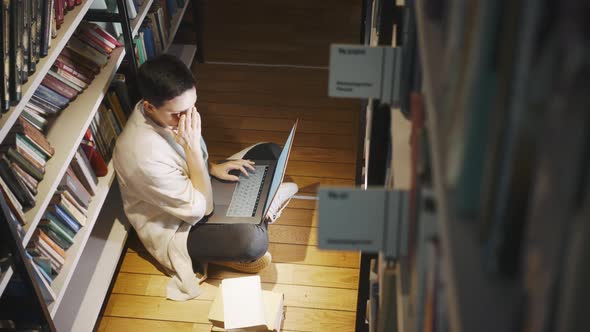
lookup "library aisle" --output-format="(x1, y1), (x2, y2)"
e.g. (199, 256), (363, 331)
(96, 63), (362, 331)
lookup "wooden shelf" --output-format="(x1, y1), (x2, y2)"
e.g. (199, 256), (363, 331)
(20, 47), (126, 248)
(0, 268), (14, 298)
(0, 0), (95, 144)
(48, 162), (118, 316)
(131, 0), (155, 36)
(414, 1), (521, 332)
(53, 186), (129, 331)
(166, 43), (197, 67)
(164, 0), (191, 52)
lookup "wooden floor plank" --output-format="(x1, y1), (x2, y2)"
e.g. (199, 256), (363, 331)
(202, 115), (354, 136)
(269, 224), (317, 246)
(199, 90), (355, 110)
(273, 208), (317, 227)
(112, 273), (357, 311)
(105, 294), (355, 332)
(203, 128), (355, 150)
(120, 252), (359, 289)
(268, 243), (359, 269)
(288, 198), (318, 210)
(198, 103), (356, 123)
(127, 236), (358, 269)
(98, 316), (212, 332)
(284, 175), (355, 194)
(99, 316), (302, 332)
(208, 142), (355, 164)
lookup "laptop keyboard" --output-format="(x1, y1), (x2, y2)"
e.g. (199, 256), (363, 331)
(226, 165), (269, 217)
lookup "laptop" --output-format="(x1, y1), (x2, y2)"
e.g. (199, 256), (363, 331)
(207, 120), (298, 224)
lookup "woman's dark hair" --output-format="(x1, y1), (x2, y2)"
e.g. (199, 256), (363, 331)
(137, 54), (196, 107)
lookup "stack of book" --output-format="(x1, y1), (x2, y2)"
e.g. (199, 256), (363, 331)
(0, 117), (55, 220)
(22, 21), (121, 129)
(27, 150), (94, 283)
(86, 80), (129, 165)
(1, 0), (85, 112)
(208, 276), (285, 332)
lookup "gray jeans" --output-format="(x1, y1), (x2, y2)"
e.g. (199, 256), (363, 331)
(186, 142), (281, 263)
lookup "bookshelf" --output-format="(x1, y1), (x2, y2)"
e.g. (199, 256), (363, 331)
(0, 0), (199, 327)
(47, 162), (117, 315)
(164, 0), (192, 52)
(131, 0), (155, 36)
(0, 0), (96, 144)
(21, 47), (126, 247)
(0, 0), (155, 298)
(414, 1), (522, 332)
(53, 183), (129, 331)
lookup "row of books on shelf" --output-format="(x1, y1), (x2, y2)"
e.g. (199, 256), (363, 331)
(131, 0), (182, 65)
(0, 80), (129, 236)
(92, 0), (186, 53)
(0, 0), (87, 112)
(25, 21), (121, 125)
(23, 88), (128, 290)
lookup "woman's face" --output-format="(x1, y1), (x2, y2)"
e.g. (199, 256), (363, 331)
(144, 87), (197, 129)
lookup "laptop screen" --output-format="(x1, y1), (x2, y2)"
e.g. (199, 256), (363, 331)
(263, 120), (298, 215)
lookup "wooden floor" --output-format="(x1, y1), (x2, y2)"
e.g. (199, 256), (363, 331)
(97, 63), (361, 331)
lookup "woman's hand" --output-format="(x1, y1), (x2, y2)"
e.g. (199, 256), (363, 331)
(210, 160), (256, 182)
(169, 106), (201, 151)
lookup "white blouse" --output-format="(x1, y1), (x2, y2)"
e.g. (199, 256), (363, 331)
(113, 101), (211, 301)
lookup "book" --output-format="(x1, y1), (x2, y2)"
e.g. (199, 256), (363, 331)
(220, 276), (267, 331)
(51, 192), (87, 226)
(30, 93), (63, 114)
(5, 146), (44, 181)
(47, 69), (84, 92)
(106, 90), (127, 127)
(41, 73), (78, 100)
(54, 53), (95, 83)
(67, 36), (109, 67)
(0, 174), (27, 225)
(61, 187), (88, 215)
(81, 21), (121, 47)
(53, 0), (63, 28)
(110, 80), (132, 115)
(9, 0), (23, 104)
(22, 107), (48, 131)
(39, 0), (52, 56)
(41, 226), (72, 250)
(71, 147), (98, 195)
(34, 241), (64, 270)
(12, 161), (38, 195)
(1, 0), (10, 111)
(209, 283), (284, 332)
(15, 133), (48, 165)
(30, 0), (40, 72)
(40, 211), (75, 243)
(0, 155), (34, 209)
(12, 117), (54, 157)
(60, 47), (101, 75)
(21, 0), (29, 78)
(6, 132), (48, 164)
(59, 166), (92, 208)
(47, 203), (81, 233)
(34, 84), (70, 108)
(146, 15), (162, 55)
(36, 228), (66, 258)
(52, 66), (89, 89)
(32, 255), (53, 279)
(77, 27), (113, 54)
